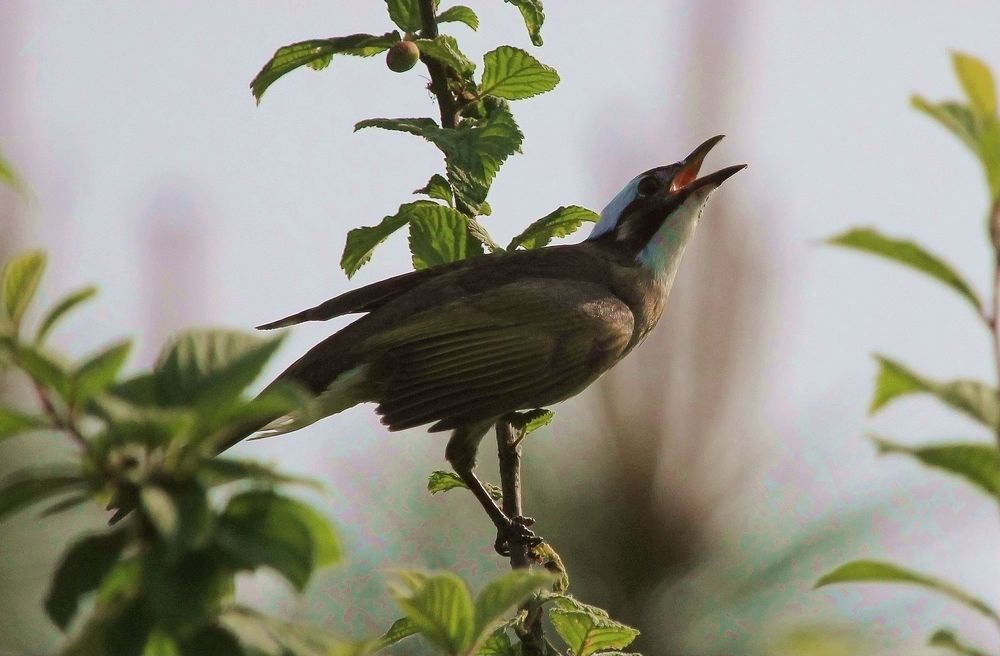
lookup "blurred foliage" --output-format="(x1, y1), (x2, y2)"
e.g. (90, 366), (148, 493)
(821, 52), (1000, 655)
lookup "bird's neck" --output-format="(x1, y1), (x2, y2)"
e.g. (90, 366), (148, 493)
(635, 205), (704, 286)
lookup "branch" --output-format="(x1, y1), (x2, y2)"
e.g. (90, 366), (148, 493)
(418, 0), (460, 129)
(496, 418), (547, 656)
(32, 380), (86, 448)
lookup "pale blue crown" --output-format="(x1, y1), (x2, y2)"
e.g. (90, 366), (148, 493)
(587, 175), (642, 240)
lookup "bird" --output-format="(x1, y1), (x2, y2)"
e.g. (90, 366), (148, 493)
(168, 136), (743, 549)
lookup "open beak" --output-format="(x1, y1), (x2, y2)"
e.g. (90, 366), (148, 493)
(669, 135), (746, 194)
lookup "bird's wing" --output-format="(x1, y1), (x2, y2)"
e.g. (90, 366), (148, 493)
(256, 266), (446, 330)
(364, 278), (634, 431)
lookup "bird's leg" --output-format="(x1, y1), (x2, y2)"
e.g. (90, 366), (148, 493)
(496, 418), (543, 563)
(446, 422), (537, 555)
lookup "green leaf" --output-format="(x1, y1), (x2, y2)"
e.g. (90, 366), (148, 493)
(222, 605), (352, 656)
(502, 0), (545, 46)
(143, 628), (181, 656)
(415, 174), (454, 205)
(73, 340), (132, 405)
(428, 470), (502, 500)
(952, 52), (997, 116)
(815, 560), (998, 621)
(508, 206), (599, 250)
(480, 46), (559, 100)
(548, 604), (640, 656)
(476, 629), (517, 656)
(0, 406), (50, 441)
(386, 0), (422, 32)
(153, 329), (283, 412)
(0, 147), (27, 196)
(392, 570), (476, 654)
(140, 483), (212, 552)
(467, 217), (502, 252)
(415, 36), (475, 75)
(409, 203), (479, 268)
(928, 628), (990, 656)
(357, 103), (523, 214)
(872, 437), (1000, 497)
(437, 6), (479, 30)
(827, 228), (982, 314)
(45, 528), (130, 630)
(199, 457), (320, 490)
(0, 466), (86, 523)
(2, 249), (46, 327)
(251, 33), (400, 102)
(372, 617), (419, 652)
(911, 96), (981, 153)
(474, 570), (552, 639)
(35, 286), (97, 345)
(14, 343), (71, 399)
(217, 491), (339, 590)
(981, 117), (1000, 201)
(340, 200), (436, 277)
(869, 356), (998, 428)
(142, 549), (235, 631)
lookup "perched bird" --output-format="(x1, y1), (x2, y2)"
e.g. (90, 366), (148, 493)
(223, 136), (744, 549)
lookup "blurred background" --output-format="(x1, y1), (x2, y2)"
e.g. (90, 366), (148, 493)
(2, 2), (999, 655)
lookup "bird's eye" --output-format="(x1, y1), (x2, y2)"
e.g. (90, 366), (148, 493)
(636, 175), (660, 197)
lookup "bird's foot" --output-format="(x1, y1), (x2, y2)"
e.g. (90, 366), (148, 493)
(494, 515), (544, 556)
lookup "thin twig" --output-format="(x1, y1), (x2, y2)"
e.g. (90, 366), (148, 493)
(989, 197), (1000, 457)
(32, 380), (86, 448)
(497, 418), (547, 656)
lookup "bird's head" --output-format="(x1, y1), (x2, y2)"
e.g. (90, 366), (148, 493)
(587, 135), (745, 279)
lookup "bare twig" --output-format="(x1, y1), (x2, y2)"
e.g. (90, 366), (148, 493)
(497, 418), (547, 656)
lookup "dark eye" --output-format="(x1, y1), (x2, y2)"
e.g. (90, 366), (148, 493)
(636, 175), (660, 196)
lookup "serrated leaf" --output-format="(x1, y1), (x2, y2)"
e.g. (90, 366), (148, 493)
(872, 437), (1000, 497)
(251, 33), (400, 102)
(467, 217), (502, 252)
(815, 560), (998, 621)
(869, 356), (998, 428)
(952, 52), (997, 117)
(548, 607), (639, 656)
(428, 470), (503, 500)
(409, 203), (481, 269)
(386, 0), (422, 32)
(911, 96), (981, 153)
(0, 406), (49, 441)
(437, 6), (479, 30)
(0, 466), (86, 523)
(357, 104), (523, 214)
(480, 46), (559, 100)
(153, 329), (283, 413)
(35, 286), (97, 345)
(928, 628), (990, 656)
(415, 36), (475, 75)
(474, 570), (552, 639)
(372, 617), (419, 652)
(502, 0), (545, 46)
(45, 528), (130, 629)
(532, 543), (569, 594)
(415, 174), (454, 205)
(73, 340), (131, 405)
(476, 629), (517, 656)
(217, 491), (339, 590)
(827, 228), (982, 314)
(340, 200), (439, 277)
(2, 249), (46, 327)
(392, 570), (476, 654)
(509, 206), (599, 250)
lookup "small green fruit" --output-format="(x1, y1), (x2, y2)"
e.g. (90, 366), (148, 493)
(386, 40), (420, 73)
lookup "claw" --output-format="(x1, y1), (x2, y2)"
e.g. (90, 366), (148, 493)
(493, 515), (543, 556)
